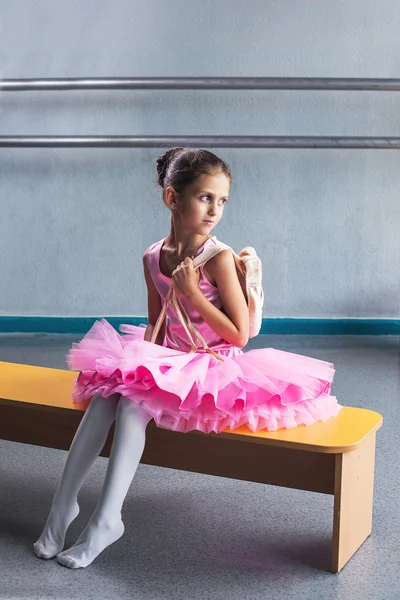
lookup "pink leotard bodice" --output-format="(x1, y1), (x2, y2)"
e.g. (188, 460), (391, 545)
(144, 236), (240, 355)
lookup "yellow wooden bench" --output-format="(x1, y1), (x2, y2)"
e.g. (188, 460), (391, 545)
(0, 360), (382, 573)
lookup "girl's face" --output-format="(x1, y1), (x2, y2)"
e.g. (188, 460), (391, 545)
(173, 171), (230, 235)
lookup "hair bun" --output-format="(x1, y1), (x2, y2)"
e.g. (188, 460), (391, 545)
(156, 147), (185, 188)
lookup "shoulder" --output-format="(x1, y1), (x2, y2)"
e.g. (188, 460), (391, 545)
(142, 238), (164, 265)
(143, 238), (164, 257)
(202, 237), (234, 274)
(204, 248), (236, 280)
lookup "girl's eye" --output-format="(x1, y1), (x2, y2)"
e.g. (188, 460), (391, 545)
(200, 195), (228, 205)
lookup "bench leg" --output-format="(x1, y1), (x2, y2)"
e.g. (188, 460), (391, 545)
(332, 432), (376, 572)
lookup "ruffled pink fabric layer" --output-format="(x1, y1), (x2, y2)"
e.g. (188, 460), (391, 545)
(67, 319), (342, 434)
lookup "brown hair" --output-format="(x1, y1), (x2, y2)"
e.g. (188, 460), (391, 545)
(156, 147), (232, 196)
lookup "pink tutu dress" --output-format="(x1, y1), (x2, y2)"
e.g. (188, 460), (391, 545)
(67, 236), (342, 434)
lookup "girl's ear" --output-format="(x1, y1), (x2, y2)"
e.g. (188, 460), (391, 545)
(164, 186), (178, 210)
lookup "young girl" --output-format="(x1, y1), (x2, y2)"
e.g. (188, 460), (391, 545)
(33, 148), (341, 569)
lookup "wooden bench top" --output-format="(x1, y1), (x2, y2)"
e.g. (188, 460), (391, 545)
(0, 360), (382, 454)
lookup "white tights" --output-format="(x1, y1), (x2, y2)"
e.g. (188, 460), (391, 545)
(33, 393), (152, 568)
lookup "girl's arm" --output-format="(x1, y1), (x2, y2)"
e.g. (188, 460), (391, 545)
(142, 254), (166, 345)
(174, 251), (249, 348)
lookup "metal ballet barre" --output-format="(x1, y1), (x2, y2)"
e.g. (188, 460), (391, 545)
(2, 77), (400, 92)
(2, 77), (399, 149)
(1, 136), (400, 149)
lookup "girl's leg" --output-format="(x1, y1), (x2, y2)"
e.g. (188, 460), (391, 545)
(57, 396), (152, 569)
(34, 393), (120, 559)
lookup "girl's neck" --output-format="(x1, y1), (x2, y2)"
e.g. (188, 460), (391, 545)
(164, 232), (213, 257)
(164, 229), (212, 259)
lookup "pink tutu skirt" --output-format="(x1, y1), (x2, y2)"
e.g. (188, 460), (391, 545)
(67, 319), (342, 434)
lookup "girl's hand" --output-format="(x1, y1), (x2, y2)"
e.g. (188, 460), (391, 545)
(172, 256), (200, 299)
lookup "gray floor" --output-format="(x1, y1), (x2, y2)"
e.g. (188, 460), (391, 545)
(0, 333), (399, 600)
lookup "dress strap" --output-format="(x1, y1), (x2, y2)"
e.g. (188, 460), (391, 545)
(144, 239), (164, 276)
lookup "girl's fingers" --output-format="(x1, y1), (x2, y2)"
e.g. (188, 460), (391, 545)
(172, 257), (193, 277)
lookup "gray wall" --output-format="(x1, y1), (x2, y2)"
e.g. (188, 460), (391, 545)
(1, 0), (399, 319)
